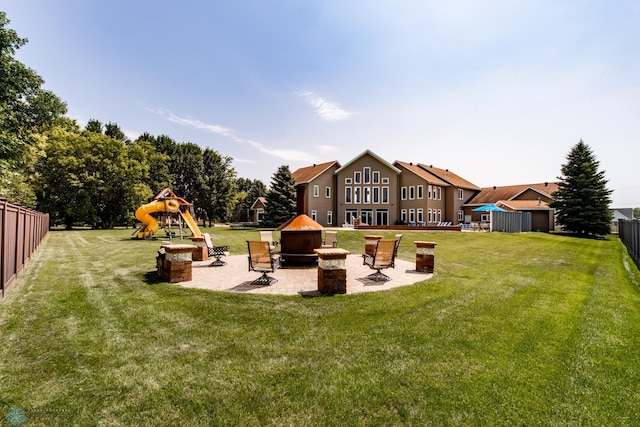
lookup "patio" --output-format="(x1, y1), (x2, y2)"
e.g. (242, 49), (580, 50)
(181, 254), (432, 296)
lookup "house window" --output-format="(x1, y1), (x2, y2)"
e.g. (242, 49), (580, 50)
(311, 210), (317, 221)
(354, 171), (361, 184)
(417, 208), (424, 222)
(325, 186), (331, 198)
(376, 209), (388, 226)
(481, 214), (489, 222)
(401, 209), (407, 222)
(409, 186), (415, 200)
(382, 187), (389, 204)
(363, 167), (371, 184)
(401, 187), (407, 200)
(345, 187), (352, 204)
(458, 210), (464, 222)
(428, 209), (432, 223)
(313, 185), (319, 197)
(327, 211), (333, 225)
(428, 185), (432, 199)
(373, 171), (380, 184)
(363, 187), (371, 203)
(417, 185), (424, 199)
(345, 177), (352, 184)
(382, 177), (390, 184)
(437, 209), (442, 222)
(345, 209), (358, 225)
(361, 209), (373, 225)
(409, 209), (416, 223)
(373, 187), (380, 204)
(354, 187), (361, 204)
(437, 187), (442, 200)
(458, 188), (464, 200)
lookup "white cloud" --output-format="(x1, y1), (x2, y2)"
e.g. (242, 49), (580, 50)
(316, 144), (338, 154)
(151, 108), (313, 163)
(295, 90), (354, 121)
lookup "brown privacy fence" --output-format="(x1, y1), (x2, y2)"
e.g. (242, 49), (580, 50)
(619, 219), (640, 266)
(0, 198), (49, 299)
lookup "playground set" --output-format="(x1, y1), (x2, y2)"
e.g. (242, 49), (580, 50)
(134, 188), (202, 239)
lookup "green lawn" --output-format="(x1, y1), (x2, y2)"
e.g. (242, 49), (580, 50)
(1, 228), (640, 426)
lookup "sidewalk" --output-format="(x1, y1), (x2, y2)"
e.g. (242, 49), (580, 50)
(181, 254), (432, 296)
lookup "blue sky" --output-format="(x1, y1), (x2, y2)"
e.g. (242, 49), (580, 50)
(4, 0), (639, 207)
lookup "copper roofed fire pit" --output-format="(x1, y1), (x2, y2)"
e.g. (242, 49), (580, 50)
(276, 184), (324, 267)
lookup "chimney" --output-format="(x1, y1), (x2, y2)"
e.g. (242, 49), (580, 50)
(296, 184), (307, 216)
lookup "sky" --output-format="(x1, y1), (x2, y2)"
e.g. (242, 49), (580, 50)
(3, 0), (639, 207)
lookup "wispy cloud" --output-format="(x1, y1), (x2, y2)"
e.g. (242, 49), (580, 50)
(295, 90), (354, 121)
(150, 108), (313, 163)
(316, 144), (338, 154)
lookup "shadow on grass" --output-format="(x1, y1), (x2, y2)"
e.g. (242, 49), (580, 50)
(143, 270), (165, 285)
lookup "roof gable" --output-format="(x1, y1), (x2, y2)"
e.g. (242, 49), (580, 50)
(292, 161), (340, 184)
(417, 164), (481, 190)
(394, 160), (450, 186)
(334, 149), (401, 175)
(467, 182), (559, 205)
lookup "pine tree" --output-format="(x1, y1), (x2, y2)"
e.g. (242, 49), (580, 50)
(551, 140), (613, 237)
(264, 165), (296, 227)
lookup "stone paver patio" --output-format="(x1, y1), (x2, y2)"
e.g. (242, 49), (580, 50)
(181, 254), (433, 296)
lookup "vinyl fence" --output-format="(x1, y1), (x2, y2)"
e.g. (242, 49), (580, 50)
(618, 219), (640, 266)
(0, 198), (49, 299)
(490, 211), (532, 233)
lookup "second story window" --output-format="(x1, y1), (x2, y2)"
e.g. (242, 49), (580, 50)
(313, 185), (319, 197)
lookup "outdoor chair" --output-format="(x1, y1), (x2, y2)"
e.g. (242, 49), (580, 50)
(247, 240), (281, 285)
(362, 239), (397, 282)
(322, 231), (338, 248)
(393, 234), (403, 259)
(259, 231), (279, 251)
(203, 233), (229, 267)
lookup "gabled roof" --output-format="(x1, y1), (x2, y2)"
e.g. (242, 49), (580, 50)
(334, 150), (401, 175)
(497, 199), (553, 210)
(417, 164), (481, 190)
(249, 197), (267, 210)
(292, 161), (340, 184)
(468, 182), (559, 206)
(393, 161), (450, 186)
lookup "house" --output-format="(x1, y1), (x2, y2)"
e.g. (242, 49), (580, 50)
(249, 197), (267, 223)
(610, 208), (633, 231)
(291, 161), (341, 226)
(417, 164), (482, 225)
(291, 150), (481, 228)
(465, 182), (559, 232)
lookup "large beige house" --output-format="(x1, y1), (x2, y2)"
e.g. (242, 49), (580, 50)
(291, 150), (558, 230)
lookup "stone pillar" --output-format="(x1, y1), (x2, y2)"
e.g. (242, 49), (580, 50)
(414, 241), (437, 273)
(314, 248), (350, 294)
(364, 235), (382, 256)
(161, 244), (196, 283)
(190, 236), (208, 261)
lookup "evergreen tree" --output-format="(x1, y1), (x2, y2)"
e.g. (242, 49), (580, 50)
(264, 165), (296, 227)
(550, 140), (613, 237)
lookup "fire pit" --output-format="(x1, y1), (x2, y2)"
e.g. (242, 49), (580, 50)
(276, 184), (324, 267)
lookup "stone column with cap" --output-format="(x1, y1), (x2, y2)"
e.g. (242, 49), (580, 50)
(314, 248), (350, 294)
(161, 244), (196, 283)
(414, 241), (437, 273)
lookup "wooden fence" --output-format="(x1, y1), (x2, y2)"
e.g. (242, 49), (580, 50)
(0, 198), (49, 299)
(619, 219), (640, 266)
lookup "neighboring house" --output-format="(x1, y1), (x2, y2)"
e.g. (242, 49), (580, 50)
(610, 208), (633, 228)
(465, 182), (559, 232)
(291, 161), (341, 226)
(249, 197), (267, 223)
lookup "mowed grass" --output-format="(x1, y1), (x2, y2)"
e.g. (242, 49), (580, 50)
(1, 228), (640, 426)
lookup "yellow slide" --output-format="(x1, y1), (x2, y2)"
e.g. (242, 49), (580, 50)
(135, 199), (181, 239)
(179, 210), (202, 238)
(135, 188), (203, 239)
